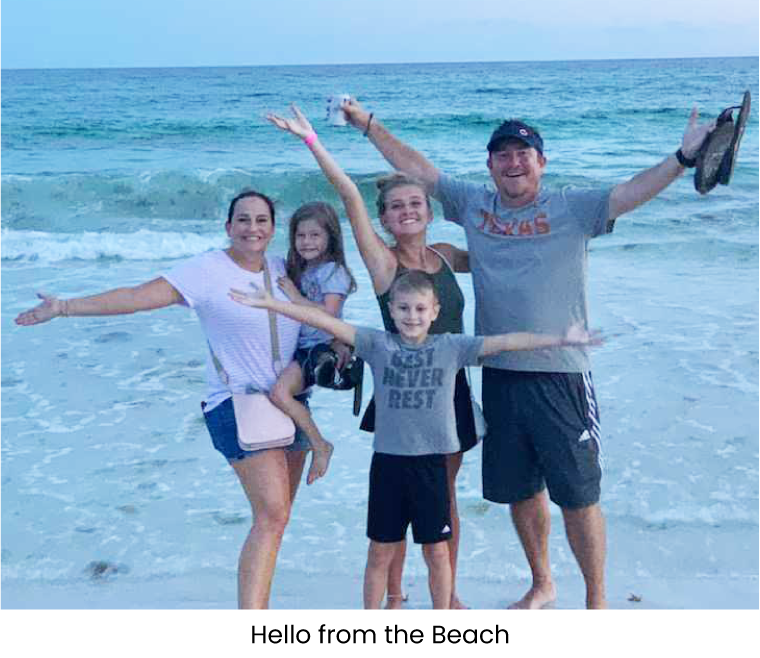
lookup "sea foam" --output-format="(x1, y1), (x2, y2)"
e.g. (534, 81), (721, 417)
(1, 228), (225, 262)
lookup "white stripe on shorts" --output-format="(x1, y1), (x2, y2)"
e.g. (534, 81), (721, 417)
(582, 371), (603, 468)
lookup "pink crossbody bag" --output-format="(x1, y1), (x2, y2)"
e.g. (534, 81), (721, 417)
(210, 259), (295, 451)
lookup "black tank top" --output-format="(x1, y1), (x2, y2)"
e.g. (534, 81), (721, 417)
(376, 247), (465, 335)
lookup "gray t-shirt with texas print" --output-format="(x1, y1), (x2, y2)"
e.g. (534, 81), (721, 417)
(434, 174), (613, 373)
(354, 328), (483, 456)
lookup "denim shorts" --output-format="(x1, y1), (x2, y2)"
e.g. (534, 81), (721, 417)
(202, 394), (311, 462)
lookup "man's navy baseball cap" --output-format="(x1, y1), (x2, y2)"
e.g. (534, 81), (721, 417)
(487, 120), (544, 155)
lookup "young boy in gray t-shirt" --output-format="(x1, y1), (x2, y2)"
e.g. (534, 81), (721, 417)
(230, 270), (598, 609)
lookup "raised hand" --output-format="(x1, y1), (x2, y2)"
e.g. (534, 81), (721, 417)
(228, 283), (273, 309)
(266, 104), (314, 140)
(342, 97), (372, 133)
(562, 322), (603, 346)
(15, 293), (65, 326)
(681, 106), (716, 159)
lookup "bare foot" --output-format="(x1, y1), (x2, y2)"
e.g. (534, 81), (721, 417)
(384, 593), (407, 609)
(306, 442), (334, 485)
(508, 584), (557, 609)
(450, 594), (469, 609)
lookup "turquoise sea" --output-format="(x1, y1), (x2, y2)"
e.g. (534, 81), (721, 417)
(1, 58), (758, 607)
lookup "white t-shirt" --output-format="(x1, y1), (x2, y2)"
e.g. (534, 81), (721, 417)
(163, 250), (301, 411)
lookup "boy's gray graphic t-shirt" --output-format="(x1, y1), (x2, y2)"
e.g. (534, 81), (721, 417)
(354, 328), (483, 456)
(434, 174), (613, 373)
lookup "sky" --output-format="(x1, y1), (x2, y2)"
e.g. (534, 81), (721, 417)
(1, 0), (758, 69)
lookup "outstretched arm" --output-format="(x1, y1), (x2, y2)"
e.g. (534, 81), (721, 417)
(276, 276), (345, 315)
(14, 278), (184, 326)
(229, 285), (357, 347)
(267, 105), (397, 294)
(608, 107), (715, 220)
(480, 323), (601, 356)
(342, 98), (441, 194)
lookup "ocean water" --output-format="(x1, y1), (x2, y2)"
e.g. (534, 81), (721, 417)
(1, 58), (758, 606)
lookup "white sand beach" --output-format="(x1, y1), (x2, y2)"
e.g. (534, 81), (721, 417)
(3, 567), (756, 610)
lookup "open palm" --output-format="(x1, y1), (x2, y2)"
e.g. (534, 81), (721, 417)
(229, 284), (272, 309)
(266, 104), (314, 139)
(563, 322), (603, 346)
(15, 293), (61, 326)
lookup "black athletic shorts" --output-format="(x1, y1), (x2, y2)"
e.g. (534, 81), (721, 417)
(367, 452), (452, 545)
(360, 369), (478, 453)
(481, 368), (602, 509)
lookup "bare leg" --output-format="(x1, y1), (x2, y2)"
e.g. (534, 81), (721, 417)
(231, 448), (293, 609)
(384, 539), (407, 609)
(285, 449), (307, 503)
(364, 541), (401, 608)
(270, 362), (333, 485)
(561, 503), (607, 609)
(445, 451), (467, 609)
(421, 541), (452, 609)
(383, 452), (465, 609)
(508, 490), (557, 609)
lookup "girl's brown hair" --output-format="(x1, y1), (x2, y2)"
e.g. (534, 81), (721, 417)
(286, 202), (357, 294)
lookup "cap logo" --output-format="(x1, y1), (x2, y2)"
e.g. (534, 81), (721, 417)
(519, 128), (529, 136)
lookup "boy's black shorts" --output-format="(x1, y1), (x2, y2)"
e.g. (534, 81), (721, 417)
(367, 452), (452, 545)
(481, 368), (603, 509)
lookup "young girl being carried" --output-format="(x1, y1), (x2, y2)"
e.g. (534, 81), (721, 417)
(269, 202), (357, 485)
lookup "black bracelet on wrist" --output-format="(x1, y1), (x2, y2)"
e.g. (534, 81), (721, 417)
(363, 113), (374, 137)
(675, 148), (697, 168)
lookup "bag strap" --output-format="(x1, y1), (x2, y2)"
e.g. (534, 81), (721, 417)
(262, 259), (284, 375)
(210, 344), (231, 388)
(210, 257), (284, 390)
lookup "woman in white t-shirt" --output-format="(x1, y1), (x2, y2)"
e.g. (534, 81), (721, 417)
(15, 190), (311, 609)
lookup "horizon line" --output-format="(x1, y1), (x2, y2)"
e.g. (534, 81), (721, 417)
(2, 54), (756, 73)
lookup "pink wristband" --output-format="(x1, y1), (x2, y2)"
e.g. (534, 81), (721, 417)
(303, 132), (318, 147)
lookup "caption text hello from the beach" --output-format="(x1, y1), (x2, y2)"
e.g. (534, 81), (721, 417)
(252, 624), (509, 645)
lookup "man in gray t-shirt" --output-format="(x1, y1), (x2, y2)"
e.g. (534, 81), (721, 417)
(343, 100), (716, 610)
